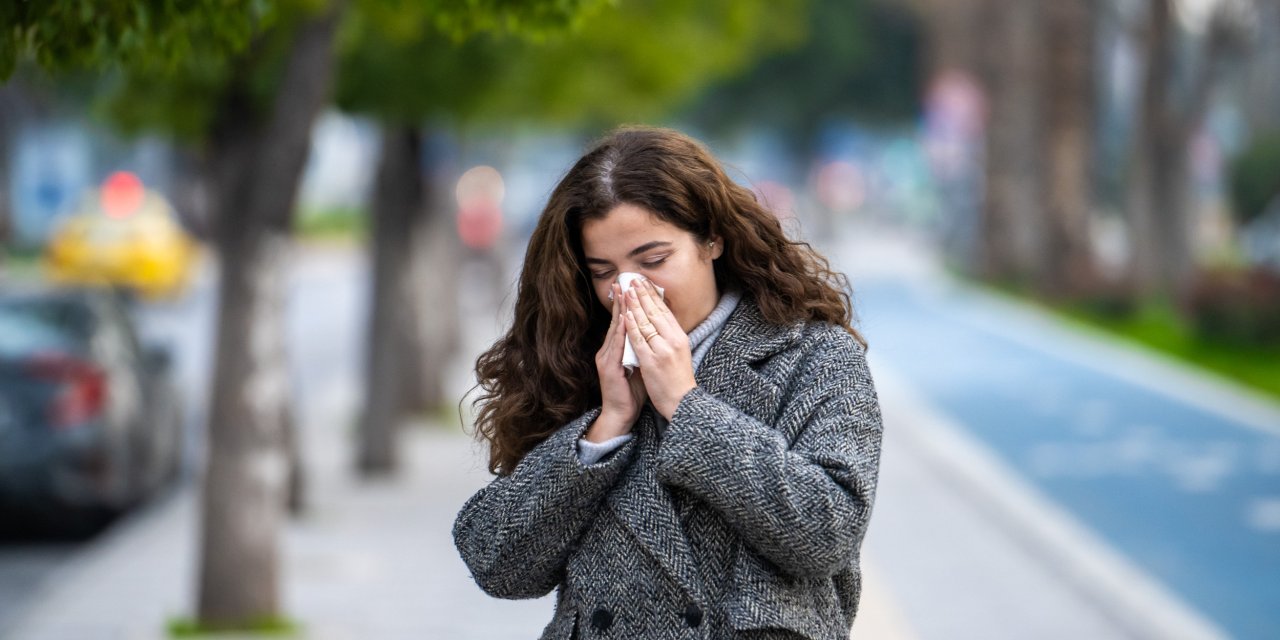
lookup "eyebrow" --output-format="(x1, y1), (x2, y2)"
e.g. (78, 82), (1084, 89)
(584, 240), (673, 264)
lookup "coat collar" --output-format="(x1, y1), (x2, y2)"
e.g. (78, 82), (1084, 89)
(696, 294), (805, 420)
(606, 294), (805, 596)
(700, 293), (806, 374)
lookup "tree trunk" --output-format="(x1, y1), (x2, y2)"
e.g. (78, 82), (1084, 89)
(979, 0), (1045, 287)
(0, 115), (11, 255)
(907, 0), (988, 273)
(1128, 16), (1160, 297)
(1041, 0), (1100, 299)
(399, 197), (460, 416)
(1148, 122), (1194, 299)
(394, 133), (458, 419)
(1240, 1), (1280, 134)
(196, 1), (344, 627)
(1128, 0), (1233, 302)
(0, 82), (25, 255)
(1129, 0), (1177, 299)
(914, 0), (986, 77)
(357, 124), (424, 475)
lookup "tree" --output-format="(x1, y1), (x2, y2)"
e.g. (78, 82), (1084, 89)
(1042, 0), (1101, 299)
(334, 19), (508, 475)
(1128, 0), (1252, 301)
(195, 3), (347, 626)
(8, 0), (611, 630)
(904, 0), (1101, 298)
(336, 0), (808, 475)
(977, 0), (1045, 287)
(975, 0), (1102, 299)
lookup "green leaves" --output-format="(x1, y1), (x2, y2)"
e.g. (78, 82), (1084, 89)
(485, 0), (808, 125)
(11, 0), (812, 143)
(336, 0), (808, 128)
(429, 0), (616, 40)
(0, 0), (276, 80)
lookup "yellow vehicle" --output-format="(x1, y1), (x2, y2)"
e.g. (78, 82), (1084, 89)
(44, 172), (199, 300)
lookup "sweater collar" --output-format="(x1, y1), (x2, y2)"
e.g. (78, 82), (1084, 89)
(686, 289), (742, 353)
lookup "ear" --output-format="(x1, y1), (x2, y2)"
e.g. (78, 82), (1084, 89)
(708, 236), (724, 260)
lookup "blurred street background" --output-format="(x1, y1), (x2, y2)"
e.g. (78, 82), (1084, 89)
(1, 0), (1279, 638)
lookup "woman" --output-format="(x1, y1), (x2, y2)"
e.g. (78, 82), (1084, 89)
(453, 126), (884, 640)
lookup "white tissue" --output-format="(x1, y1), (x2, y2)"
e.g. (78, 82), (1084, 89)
(614, 272), (664, 373)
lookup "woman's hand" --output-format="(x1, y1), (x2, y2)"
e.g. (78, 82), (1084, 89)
(588, 282), (648, 442)
(623, 278), (697, 420)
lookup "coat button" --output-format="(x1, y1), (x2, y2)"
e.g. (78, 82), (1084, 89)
(684, 603), (703, 628)
(591, 607), (614, 631)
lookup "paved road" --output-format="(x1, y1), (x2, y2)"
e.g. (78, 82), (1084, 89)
(838, 228), (1280, 639)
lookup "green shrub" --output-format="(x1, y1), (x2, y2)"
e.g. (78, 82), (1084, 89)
(167, 615), (301, 638)
(1076, 277), (1140, 320)
(1181, 265), (1280, 347)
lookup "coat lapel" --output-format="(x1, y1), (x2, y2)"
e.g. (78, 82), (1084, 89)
(606, 295), (805, 594)
(696, 295), (805, 422)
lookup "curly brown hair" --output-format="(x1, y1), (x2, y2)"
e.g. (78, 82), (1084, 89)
(470, 125), (866, 475)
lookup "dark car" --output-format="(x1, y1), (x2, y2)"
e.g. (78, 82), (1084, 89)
(0, 285), (182, 535)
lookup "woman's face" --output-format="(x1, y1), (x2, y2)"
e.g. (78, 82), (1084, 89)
(580, 203), (723, 334)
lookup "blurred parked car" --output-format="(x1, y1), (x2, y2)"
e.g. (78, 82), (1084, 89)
(0, 284), (183, 535)
(44, 171), (198, 300)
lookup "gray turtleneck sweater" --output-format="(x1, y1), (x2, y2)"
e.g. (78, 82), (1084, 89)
(578, 289), (742, 465)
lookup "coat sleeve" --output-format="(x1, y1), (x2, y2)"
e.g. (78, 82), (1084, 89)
(452, 407), (637, 599)
(655, 328), (884, 580)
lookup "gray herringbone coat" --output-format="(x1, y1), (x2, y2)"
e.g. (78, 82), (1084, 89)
(453, 295), (884, 640)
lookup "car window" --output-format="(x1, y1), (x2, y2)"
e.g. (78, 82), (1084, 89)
(0, 298), (94, 358)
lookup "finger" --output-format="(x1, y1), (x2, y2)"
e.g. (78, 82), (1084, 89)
(605, 284), (620, 336)
(624, 310), (655, 360)
(612, 311), (628, 356)
(638, 284), (678, 340)
(635, 280), (676, 335)
(603, 284), (625, 350)
(605, 312), (627, 365)
(625, 287), (655, 335)
(642, 279), (678, 324)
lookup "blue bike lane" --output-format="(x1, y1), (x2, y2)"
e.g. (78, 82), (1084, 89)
(852, 277), (1280, 640)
